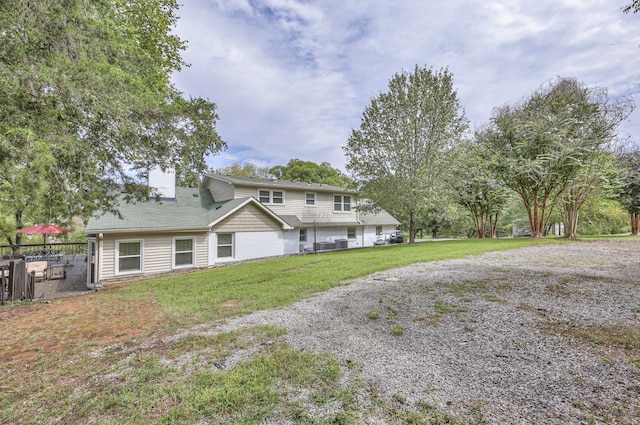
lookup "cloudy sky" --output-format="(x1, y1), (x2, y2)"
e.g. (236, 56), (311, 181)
(172, 0), (640, 173)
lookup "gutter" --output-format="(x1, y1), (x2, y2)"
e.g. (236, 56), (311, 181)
(86, 226), (210, 234)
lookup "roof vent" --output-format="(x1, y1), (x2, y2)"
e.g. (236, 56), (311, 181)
(192, 193), (199, 197)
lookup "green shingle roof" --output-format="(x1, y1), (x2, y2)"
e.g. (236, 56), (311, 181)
(87, 188), (254, 233)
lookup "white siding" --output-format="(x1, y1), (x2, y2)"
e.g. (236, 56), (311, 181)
(209, 231), (284, 265)
(100, 232), (208, 282)
(233, 185), (359, 224)
(284, 230), (300, 254)
(362, 226), (378, 247)
(233, 185), (258, 199)
(236, 231), (284, 261)
(205, 178), (235, 201)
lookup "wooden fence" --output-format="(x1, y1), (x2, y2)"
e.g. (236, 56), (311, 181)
(1, 259), (35, 304)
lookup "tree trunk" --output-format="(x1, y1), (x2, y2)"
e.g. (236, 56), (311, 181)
(13, 211), (24, 246)
(489, 213), (499, 238)
(563, 204), (579, 240)
(632, 213), (639, 236)
(469, 210), (485, 238)
(477, 220), (486, 239)
(529, 196), (545, 238)
(409, 210), (416, 243)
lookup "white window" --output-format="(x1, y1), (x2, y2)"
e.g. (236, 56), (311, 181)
(258, 190), (284, 205)
(259, 190), (270, 203)
(347, 227), (356, 239)
(300, 228), (307, 242)
(305, 192), (316, 206)
(333, 195), (351, 212)
(116, 240), (142, 275)
(217, 233), (234, 258)
(173, 237), (195, 268)
(272, 191), (284, 204)
(376, 226), (382, 235)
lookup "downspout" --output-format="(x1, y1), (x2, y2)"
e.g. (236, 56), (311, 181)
(96, 233), (103, 289)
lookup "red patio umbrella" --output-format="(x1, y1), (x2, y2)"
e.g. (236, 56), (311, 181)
(15, 224), (70, 247)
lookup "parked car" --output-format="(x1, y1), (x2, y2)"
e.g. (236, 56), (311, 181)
(374, 230), (404, 245)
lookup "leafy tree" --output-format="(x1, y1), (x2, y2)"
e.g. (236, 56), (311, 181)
(344, 66), (468, 242)
(485, 78), (632, 238)
(577, 198), (629, 235)
(450, 138), (511, 238)
(617, 150), (640, 234)
(558, 150), (621, 239)
(214, 162), (272, 179)
(269, 159), (354, 188)
(0, 0), (225, 244)
(419, 203), (470, 239)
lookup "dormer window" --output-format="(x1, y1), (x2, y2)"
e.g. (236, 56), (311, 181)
(259, 190), (284, 205)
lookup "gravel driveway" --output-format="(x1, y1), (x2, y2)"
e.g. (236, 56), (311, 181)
(195, 239), (640, 424)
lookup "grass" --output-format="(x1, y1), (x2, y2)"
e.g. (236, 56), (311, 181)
(0, 237), (565, 424)
(143, 238), (555, 326)
(366, 311), (381, 320)
(557, 323), (640, 351)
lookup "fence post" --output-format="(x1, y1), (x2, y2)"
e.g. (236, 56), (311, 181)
(8, 260), (14, 301)
(0, 266), (6, 305)
(27, 271), (35, 300)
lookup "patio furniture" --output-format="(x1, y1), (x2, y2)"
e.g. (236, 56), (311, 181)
(48, 263), (66, 280)
(26, 261), (48, 282)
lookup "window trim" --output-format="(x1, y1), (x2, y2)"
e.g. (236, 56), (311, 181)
(299, 228), (307, 243)
(172, 236), (196, 269)
(258, 189), (285, 205)
(305, 192), (316, 207)
(347, 227), (357, 240)
(115, 239), (143, 275)
(217, 233), (234, 259)
(333, 194), (352, 213)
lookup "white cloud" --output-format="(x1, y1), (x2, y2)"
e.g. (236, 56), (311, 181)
(172, 0), (640, 171)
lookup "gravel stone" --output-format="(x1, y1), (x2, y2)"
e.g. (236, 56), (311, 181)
(195, 239), (640, 424)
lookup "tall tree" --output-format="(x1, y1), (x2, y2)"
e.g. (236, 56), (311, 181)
(344, 66), (468, 242)
(269, 159), (354, 188)
(0, 0), (225, 244)
(485, 78), (632, 238)
(558, 151), (620, 240)
(451, 138), (511, 238)
(617, 150), (640, 235)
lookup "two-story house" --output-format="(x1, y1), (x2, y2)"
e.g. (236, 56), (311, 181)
(85, 170), (400, 288)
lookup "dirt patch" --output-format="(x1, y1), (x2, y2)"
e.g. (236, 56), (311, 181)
(219, 298), (249, 311)
(0, 289), (168, 363)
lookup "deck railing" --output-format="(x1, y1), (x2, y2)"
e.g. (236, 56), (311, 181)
(1, 242), (87, 257)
